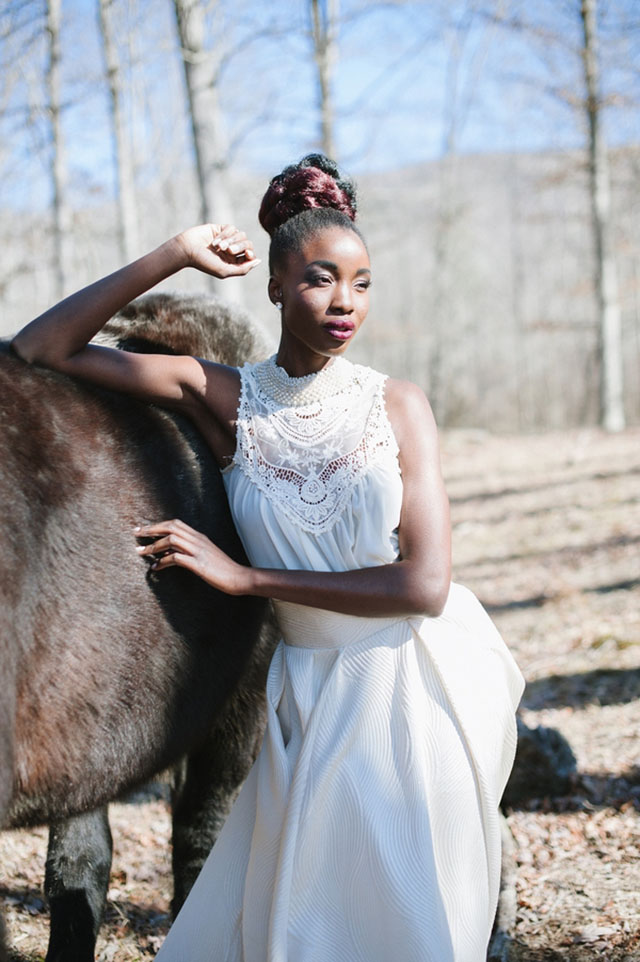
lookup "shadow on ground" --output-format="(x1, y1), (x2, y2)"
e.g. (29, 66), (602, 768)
(522, 666), (640, 710)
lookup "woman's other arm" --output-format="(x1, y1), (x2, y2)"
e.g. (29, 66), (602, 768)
(136, 380), (452, 618)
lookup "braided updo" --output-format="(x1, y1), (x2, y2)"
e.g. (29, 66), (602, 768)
(258, 154), (365, 273)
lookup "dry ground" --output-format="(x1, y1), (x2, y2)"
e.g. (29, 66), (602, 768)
(2, 427), (639, 961)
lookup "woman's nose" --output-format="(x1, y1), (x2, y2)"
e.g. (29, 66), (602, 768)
(330, 281), (353, 313)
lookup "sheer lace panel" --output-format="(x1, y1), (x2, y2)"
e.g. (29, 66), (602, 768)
(234, 356), (398, 534)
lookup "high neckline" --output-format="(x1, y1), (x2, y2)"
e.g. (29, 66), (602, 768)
(254, 354), (352, 405)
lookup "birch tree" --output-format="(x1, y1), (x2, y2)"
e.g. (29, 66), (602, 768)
(97, 0), (139, 262)
(173, 0), (241, 300)
(428, 0), (500, 422)
(310, 0), (339, 159)
(490, 0), (628, 430)
(46, 0), (71, 298)
(580, 0), (624, 431)
(172, 0), (233, 226)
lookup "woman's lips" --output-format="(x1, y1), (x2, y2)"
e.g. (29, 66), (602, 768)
(324, 321), (355, 341)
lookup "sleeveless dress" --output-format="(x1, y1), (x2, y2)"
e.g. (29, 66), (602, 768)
(155, 355), (524, 962)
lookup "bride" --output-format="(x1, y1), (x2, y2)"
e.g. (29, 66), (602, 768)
(12, 153), (523, 962)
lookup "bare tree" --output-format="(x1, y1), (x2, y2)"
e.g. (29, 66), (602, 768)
(172, 0), (241, 301)
(172, 0), (232, 225)
(489, 0), (629, 430)
(310, 0), (339, 159)
(580, 0), (625, 431)
(427, 0), (501, 423)
(46, 0), (72, 298)
(97, 0), (139, 262)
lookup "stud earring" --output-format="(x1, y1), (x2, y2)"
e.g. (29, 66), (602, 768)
(275, 301), (283, 310)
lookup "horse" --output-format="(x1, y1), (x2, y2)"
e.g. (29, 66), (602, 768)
(0, 292), (275, 961)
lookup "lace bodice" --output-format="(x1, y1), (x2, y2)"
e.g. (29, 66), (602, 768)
(222, 355), (403, 572)
(231, 355), (397, 534)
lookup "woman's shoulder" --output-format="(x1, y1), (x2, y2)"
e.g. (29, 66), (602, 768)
(382, 377), (439, 445)
(383, 376), (432, 413)
(350, 362), (427, 405)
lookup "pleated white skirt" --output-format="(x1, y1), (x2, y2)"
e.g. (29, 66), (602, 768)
(155, 584), (524, 962)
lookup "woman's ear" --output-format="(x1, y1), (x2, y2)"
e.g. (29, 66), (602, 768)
(268, 276), (283, 307)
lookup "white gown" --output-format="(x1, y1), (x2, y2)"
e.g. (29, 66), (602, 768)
(155, 355), (524, 962)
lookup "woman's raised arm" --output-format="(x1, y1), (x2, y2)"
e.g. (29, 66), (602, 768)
(10, 225), (260, 417)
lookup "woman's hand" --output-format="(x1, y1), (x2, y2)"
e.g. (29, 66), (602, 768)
(135, 519), (252, 595)
(175, 224), (261, 279)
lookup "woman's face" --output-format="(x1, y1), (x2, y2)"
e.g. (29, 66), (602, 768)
(270, 226), (371, 362)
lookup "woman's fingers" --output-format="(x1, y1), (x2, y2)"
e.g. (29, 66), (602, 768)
(177, 224), (262, 279)
(136, 534), (191, 557)
(210, 253), (261, 278)
(206, 226), (261, 277)
(135, 520), (207, 572)
(212, 233), (255, 261)
(223, 255), (261, 277)
(212, 224), (244, 248)
(148, 550), (200, 572)
(135, 518), (195, 538)
(210, 226), (254, 257)
(211, 225), (247, 251)
(213, 223), (238, 241)
(135, 519), (198, 555)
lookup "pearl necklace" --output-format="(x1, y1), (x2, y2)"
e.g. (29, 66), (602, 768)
(254, 354), (353, 405)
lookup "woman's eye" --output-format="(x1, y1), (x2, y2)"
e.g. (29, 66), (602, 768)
(355, 281), (371, 292)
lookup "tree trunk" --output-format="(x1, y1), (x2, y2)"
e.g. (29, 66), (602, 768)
(97, 0), (139, 262)
(173, 0), (240, 302)
(173, 0), (229, 224)
(428, 6), (471, 424)
(46, 0), (71, 299)
(507, 151), (529, 430)
(580, 0), (625, 431)
(310, 0), (338, 159)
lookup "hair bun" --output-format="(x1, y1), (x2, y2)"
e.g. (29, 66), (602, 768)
(259, 154), (357, 236)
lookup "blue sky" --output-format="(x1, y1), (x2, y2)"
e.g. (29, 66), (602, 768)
(1, 0), (638, 210)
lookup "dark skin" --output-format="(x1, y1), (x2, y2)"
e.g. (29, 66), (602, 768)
(12, 223), (451, 617)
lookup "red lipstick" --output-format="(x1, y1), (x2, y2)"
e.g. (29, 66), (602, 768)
(324, 320), (355, 341)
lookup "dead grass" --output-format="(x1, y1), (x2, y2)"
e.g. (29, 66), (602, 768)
(445, 427), (640, 962)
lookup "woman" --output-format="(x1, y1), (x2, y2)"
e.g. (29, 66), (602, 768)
(13, 154), (524, 962)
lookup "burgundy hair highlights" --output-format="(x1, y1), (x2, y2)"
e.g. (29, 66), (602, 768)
(258, 154), (363, 273)
(259, 165), (356, 236)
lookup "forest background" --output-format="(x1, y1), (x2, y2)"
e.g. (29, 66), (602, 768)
(1, 0), (639, 433)
(2, 3), (640, 959)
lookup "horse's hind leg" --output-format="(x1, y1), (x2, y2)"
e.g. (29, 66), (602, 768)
(44, 807), (112, 962)
(171, 682), (267, 914)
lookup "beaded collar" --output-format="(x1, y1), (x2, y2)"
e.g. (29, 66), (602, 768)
(253, 354), (353, 406)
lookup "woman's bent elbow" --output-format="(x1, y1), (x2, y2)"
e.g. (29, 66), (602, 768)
(10, 333), (50, 366)
(410, 578), (450, 618)
(11, 333), (66, 368)
(10, 334), (33, 364)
